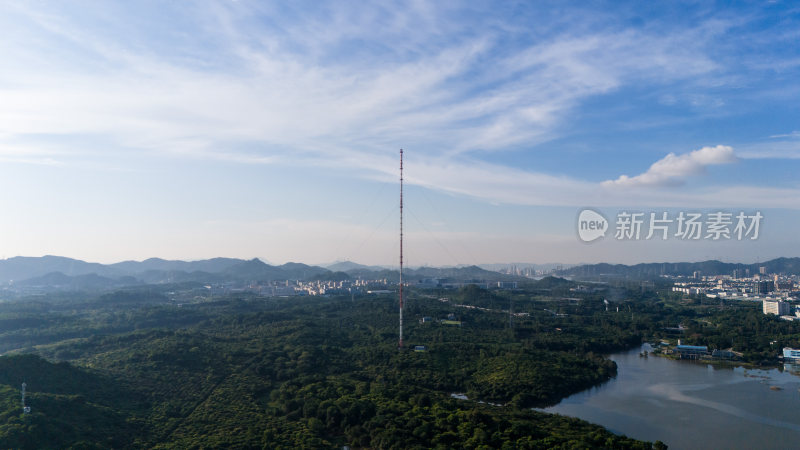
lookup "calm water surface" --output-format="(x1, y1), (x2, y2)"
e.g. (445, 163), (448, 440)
(541, 345), (800, 449)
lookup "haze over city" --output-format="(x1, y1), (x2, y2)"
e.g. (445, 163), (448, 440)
(2, 1), (800, 265)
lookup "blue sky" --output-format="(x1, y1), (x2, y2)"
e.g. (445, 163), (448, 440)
(1, 1), (800, 266)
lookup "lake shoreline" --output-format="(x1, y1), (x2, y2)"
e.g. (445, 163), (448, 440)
(541, 344), (800, 450)
(647, 347), (786, 371)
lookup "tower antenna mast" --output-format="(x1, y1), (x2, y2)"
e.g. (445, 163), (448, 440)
(399, 149), (404, 349)
(21, 382), (30, 414)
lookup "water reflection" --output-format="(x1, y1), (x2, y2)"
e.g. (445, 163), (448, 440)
(541, 346), (800, 450)
(784, 363), (800, 375)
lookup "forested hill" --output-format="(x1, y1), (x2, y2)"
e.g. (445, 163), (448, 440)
(0, 286), (660, 449)
(558, 257), (800, 279)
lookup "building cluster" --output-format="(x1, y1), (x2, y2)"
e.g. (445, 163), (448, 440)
(195, 275), (520, 298)
(665, 269), (800, 365)
(246, 278), (393, 297)
(671, 269), (800, 302)
(499, 265), (538, 277)
(671, 269), (800, 322)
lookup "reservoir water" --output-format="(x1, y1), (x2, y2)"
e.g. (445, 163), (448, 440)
(541, 345), (800, 449)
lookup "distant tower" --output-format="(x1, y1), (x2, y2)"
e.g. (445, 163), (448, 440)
(508, 297), (513, 329)
(399, 149), (404, 349)
(21, 382), (30, 414)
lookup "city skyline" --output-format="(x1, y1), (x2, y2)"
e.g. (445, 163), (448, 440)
(1, 1), (800, 265)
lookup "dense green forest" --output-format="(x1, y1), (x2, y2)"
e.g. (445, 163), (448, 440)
(8, 276), (796, 448)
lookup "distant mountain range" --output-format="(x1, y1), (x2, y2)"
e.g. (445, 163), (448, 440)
(324, 261), (388, 272)
(0, 256), (242, 282)
(0, 256), (333, 287)
(557, 257), (800, 279)
(0, 256), (520, 291)
(9, 255), (798, 292)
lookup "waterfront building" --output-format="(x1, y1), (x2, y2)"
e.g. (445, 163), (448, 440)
(783, 348), (800, 362)
(674, 345), (709, 360)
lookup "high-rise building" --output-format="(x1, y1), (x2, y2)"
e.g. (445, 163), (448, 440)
(755, 280), (774, 295)
(763, 299), (791, 316)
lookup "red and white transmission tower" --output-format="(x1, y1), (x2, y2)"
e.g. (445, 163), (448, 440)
(398, 149), (404, 349)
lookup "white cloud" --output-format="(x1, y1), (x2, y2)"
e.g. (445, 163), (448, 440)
(768, 131), (800, 139)
(347, 150), (800, 209)
(0, 2), (724, 165)
(1, 3), (798, 215)
(737, 140), (800, 160)
(601, 145), (738, 188)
